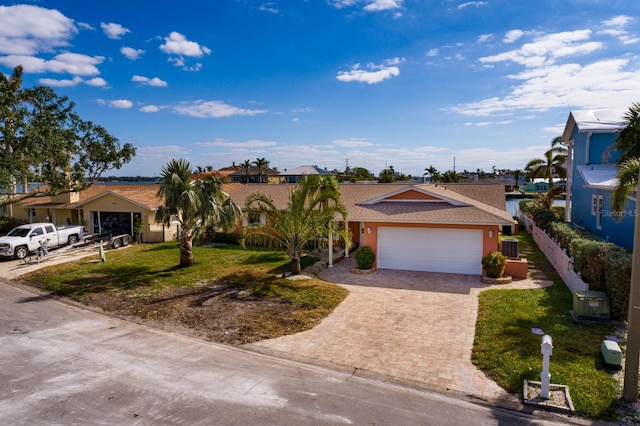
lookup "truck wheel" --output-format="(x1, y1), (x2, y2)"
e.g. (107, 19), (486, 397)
(14, 245), (29, 260)
(68, 235), (78, 245)
(112, 238), (122, 249)
(122, 235), (130, 246)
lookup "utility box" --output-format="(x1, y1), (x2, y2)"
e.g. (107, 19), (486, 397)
(601, 340), (622, 367)
(573, 290), (610, 320)
(501, 238), (519, 259)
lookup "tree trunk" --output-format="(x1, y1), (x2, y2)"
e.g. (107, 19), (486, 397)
(179, 235), (194, 267)
(291, 256), (301, 275)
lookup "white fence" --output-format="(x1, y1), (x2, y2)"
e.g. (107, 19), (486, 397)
(519, 213), (589, 292)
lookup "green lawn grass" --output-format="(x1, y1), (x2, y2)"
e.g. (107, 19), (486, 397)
(23, 242), (346, 312)
(473, 231), (620, 419)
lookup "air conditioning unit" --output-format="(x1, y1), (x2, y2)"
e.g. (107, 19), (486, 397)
(572, 290), (610, 320)
(501, 238), (518, 259)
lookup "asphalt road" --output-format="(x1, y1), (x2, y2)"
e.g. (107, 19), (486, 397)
(0, 271), (572, 425)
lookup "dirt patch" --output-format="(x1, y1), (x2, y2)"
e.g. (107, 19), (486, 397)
(78, 277), (329, 345)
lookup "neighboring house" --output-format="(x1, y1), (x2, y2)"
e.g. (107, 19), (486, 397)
(230, 183), (515, 275)
(229, 166), (280, 184)
(9, 183), (243, 243)
(279, 165), (335, 184)
(560, 109), (631, 250)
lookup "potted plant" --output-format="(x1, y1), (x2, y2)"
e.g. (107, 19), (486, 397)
(481, 251), (507, 279)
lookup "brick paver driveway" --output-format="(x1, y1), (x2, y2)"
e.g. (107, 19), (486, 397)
(246, 256), (552, 405)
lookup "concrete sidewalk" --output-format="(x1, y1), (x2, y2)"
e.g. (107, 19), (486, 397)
(246, 256), (553, 407)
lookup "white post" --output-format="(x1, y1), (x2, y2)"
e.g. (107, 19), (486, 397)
(540, 334), (553, 399)
(328, 231), (333, 268)
(344, 220), (349, 258)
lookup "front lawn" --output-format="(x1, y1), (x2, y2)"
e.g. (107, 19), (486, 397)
(21, 242), (348, 344)
(472, 231), (620, 420)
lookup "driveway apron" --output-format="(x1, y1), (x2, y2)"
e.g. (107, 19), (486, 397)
(246, 256), (553, 405)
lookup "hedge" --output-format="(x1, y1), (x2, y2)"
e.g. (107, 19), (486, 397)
(519, 199), (631, 320)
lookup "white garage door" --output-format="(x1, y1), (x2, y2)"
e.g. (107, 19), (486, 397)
(377, 227), (483, 275)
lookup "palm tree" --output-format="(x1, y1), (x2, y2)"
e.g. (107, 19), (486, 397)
(243, 175), (347, 275)
(242, 159), (251, 183)
(423, 165), (438, 182)
(525, 136), (567, 191)
(253, 157), (270, 183)
(156, 159), (241, 267)
(612, 103), (640, 213)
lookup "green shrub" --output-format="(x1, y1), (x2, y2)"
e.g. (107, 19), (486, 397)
(532, 209), (557, 233)
(354, 246), (375, 269)
(481, 251), (507, 278)
(604, 248), (632, 320)
(0, 217), (27, 235)
(212, 231), (241, 245)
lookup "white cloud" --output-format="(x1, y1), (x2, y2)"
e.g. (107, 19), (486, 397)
(337, 58), (403, 84)
(173, 100), (267, 118)
(259, 3), (280, 13)
(132, 75), (168, 87)
(39, 76), (83, 87)
(480, 30), (601, 68)
(0, 52), (105, 75)
(160, 32), (211, 57)
(100, 22), (130, 39)
(503, 29), (525, 43)
(38, 75), (107, 87)
(458, 1), (487, 10)
(329, 0), (403, 12)
(477, 34), (493, 43)
(602, 15), (633, 28)
(452, 59), (640, 116)
(110, 99), (133, 109)
(0, 5), (77, 55)
(121, 46), (145, 60)
(85, 77), (107, 87)
(77, 22), (95, 31)
(194, 139), (278, 148)
(426, 48), (439, 57)
(333, 138), (374, 148)
(140, 105), (162, 113)
(599, 15), (639, 45)
(364, 0), (404, 12)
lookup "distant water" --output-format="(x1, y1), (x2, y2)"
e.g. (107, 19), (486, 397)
(506, 198), (566, 216)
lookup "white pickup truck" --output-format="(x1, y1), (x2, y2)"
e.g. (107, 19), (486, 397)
(0, 223), (85, 260)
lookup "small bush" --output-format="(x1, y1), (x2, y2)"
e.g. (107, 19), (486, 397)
(481, 251), (507, 278)
(0, 217), (27, 235)
(354, 246), (375, 269)
(212, 231), (241, 245)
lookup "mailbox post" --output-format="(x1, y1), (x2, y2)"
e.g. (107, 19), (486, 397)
(540, 335), (553, 399)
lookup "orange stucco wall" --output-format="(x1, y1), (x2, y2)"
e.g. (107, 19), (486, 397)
(385, 190), (440, 201)
(359, 222), (500, 269)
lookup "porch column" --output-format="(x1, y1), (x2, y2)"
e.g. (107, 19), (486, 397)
(344, 220), (350, 258)
(328, 230), (333, 268)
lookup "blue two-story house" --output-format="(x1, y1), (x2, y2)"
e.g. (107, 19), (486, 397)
(561, 110), (633, 250)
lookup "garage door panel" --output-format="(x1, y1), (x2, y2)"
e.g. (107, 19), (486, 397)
(377, 227), (482, 275)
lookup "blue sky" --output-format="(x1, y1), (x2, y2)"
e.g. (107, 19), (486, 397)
(1, 1), (639, 178)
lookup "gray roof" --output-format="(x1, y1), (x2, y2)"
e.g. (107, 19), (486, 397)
(279, 165), (334, 176)
(562, 110), (625, 141)
(576, 164), (618, 189)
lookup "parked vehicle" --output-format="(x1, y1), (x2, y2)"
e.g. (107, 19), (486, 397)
(0, 223), (84, 260)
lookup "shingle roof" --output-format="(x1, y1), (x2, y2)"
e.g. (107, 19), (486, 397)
(18, 182), (244, 210)
(279, 165), (334, 176)
(230, 182), (514, 226)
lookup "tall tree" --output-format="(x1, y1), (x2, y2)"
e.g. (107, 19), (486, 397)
(242, 159), (252, 183)
(0, 65), (135, 208)
(378, 165), (395, 183)
(423, 165), (438, 182)
(612, 103), (640, 213)
(243, 175), (347, 275)
(525, 136), (567, 191)
(253, 157), (270, 183)
(156, 159), (241, 267)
